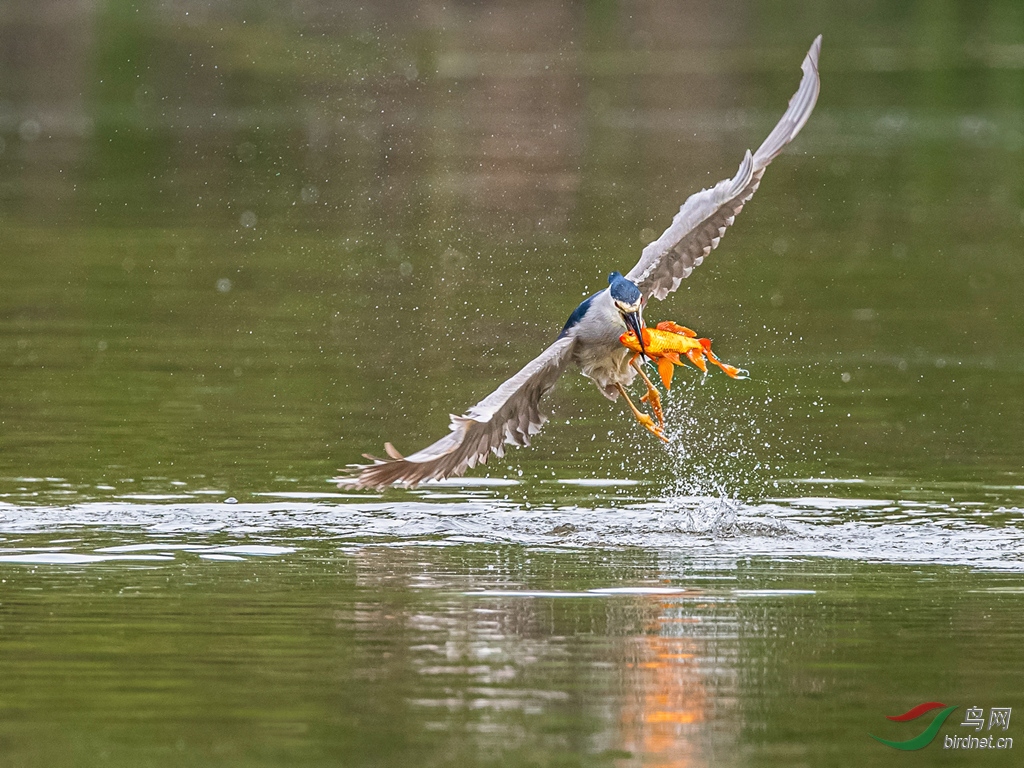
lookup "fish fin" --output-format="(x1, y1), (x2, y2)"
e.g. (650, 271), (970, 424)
(656, 321), (697, 337)
(685, 348), (708, 372)
(657, 358), (675, 389)
(719, 363), (748, 379)
(700, 339), (749, 379)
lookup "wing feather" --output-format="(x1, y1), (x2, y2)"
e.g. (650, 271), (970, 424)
(337, 336), (576, 490)
(625, 35), (822, 301)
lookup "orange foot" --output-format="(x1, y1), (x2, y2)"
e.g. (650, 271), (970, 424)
(635, 411), (668, 443)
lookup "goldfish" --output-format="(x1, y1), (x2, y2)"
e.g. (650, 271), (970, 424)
(620, 321), (748, 390)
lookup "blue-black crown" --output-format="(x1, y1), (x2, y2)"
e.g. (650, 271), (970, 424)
(608, 271), (641, 304)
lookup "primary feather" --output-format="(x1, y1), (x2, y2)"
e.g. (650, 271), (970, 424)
(338, 337), (575, 489)
(625, 35), (821, 301)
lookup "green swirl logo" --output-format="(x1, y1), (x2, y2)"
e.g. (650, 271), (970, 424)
(871, 702), (960, 750)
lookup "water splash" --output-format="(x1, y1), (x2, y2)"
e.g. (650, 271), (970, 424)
(657, 378), (799, 501)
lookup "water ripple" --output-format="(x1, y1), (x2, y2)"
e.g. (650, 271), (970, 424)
(0, 496), (1020, 570)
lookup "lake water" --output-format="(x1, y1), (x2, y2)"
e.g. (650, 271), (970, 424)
(1, 1), (1023, 765)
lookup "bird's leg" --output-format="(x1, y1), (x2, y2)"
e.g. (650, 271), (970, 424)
(631, 359), (664, 428)
(615, 383), (668, 443)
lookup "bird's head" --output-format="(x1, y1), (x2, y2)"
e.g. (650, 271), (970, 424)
(608, 271), (647, 358)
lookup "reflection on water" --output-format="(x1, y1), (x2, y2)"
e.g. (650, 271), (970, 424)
(3, 528), (1019, 767)
(618, 612), (712, 768)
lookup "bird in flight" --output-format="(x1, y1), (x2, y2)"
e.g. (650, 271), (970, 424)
(339, 35), (822, 490)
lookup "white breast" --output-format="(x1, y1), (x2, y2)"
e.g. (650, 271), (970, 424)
(567, 289), (638, 400)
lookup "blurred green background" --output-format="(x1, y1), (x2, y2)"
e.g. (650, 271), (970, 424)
(1, 0), (1023, 502)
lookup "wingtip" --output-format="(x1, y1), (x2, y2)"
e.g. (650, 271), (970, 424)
(804, 34), (823, 74)
(333, 460), (419, 492)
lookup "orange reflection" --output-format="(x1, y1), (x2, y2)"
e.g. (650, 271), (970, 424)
(617, 606), (710, 768)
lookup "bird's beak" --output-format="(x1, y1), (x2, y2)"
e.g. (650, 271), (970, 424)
(625, 310), (648, 360)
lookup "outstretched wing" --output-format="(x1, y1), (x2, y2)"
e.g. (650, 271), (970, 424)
(625, 35), (822, 302)
(337, 336), (576, 490)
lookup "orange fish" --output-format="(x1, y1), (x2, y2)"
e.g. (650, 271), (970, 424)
(620, 321), (748, 389)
